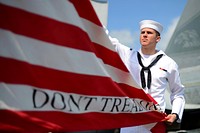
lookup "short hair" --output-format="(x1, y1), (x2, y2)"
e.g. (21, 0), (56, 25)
(155, 30), (160, 36)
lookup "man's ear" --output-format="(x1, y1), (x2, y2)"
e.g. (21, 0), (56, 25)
(156, 36), (161, 42)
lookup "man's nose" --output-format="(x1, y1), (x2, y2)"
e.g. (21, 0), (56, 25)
(143, 33), (147, 37)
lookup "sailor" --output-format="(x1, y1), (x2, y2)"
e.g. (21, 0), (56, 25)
(108, 20), (185, 132)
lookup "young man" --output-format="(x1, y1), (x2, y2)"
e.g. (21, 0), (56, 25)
(108, 20), (185, 132)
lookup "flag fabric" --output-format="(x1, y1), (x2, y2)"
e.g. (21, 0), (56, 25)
(0, 0), (165, 132)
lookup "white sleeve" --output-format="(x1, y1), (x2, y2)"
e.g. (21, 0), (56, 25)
(168, 62), (185, 123)
(104, 26), (132, 60)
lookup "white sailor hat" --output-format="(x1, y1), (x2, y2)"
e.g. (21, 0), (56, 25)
(139, 20), (163, 34)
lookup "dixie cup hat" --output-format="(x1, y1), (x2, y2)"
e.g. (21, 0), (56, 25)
(139, 20), (163, 34)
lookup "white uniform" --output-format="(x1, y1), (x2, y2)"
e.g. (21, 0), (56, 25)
(110, 37), (185, 132)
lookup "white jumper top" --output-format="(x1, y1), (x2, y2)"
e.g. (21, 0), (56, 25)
(110, 37), (185, 122)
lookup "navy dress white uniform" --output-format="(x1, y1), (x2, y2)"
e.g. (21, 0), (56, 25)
(108, 20), (185, 132)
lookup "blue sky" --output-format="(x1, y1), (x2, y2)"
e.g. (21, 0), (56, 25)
(106, 0), (187, 51)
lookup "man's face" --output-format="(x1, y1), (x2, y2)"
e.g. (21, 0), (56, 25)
(140, 28), (160, 48)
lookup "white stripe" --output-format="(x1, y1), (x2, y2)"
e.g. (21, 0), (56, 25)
(0, 83), (153, 114)
(81, 18), (115, 51)
(0, 29), (139, 88)
(0, 0), (115, 51)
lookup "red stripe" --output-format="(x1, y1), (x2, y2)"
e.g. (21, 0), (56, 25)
(69, 0), (102, 26)
(0, 57), (150, 101)
(94, 43), (129, 72)
(0, 3), (128, 72)
(0, 3), (93, 52)
(0, 110), (165, 132)
(150, 122), (166, 133)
